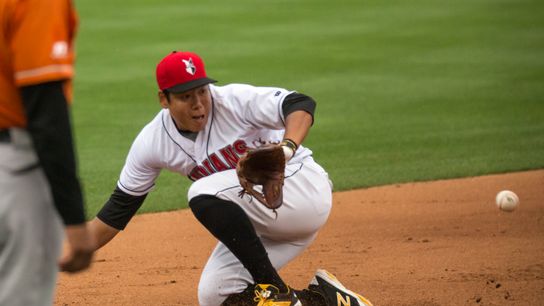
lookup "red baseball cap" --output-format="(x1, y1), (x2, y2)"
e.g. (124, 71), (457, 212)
(156, 51), (217, 93)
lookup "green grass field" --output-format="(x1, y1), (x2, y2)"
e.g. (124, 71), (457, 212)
(72, 0), (544, 217)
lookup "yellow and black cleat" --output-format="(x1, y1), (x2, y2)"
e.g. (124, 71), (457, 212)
(308, 269), (374, 306)
(253, 284), (302, 306)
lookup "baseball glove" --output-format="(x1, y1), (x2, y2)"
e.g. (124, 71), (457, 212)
(236, 144), (286, 210)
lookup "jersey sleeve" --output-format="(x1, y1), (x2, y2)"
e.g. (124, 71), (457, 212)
(219, 84), (294, 130)
(10, 0), (77, 88)
(117, 130), (162, 196)
(97, 186), (147, 230)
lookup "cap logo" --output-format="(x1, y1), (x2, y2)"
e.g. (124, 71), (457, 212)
(182, 58), (196, 75)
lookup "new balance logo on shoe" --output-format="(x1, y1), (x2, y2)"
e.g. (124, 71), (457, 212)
(337, 292), (353, 306)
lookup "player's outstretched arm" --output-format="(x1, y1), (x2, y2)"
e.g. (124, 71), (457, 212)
(59, 224), (96, 272)
(89, 187), (148, 250)
(87, 217), (120, 251)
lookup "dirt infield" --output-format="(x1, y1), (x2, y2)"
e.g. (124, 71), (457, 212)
(55, 170), (544, 305)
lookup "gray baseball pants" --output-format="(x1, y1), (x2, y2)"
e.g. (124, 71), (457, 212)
(0, 128), (63, 306)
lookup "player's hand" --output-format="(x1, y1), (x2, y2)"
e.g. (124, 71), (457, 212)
(58, 223), (96, 273)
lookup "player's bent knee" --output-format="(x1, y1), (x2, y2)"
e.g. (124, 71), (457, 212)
(198, 279), (252, 306)
(197, 278), (230, 306)
(187, 179), (209, 201)
(198, 288), (224, 306)
(188, 194), (218, 218)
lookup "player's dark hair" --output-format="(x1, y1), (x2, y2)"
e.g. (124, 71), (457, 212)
(162, 89), (171, 102)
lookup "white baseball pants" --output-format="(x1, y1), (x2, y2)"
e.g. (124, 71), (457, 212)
(188, 157), (332, 306)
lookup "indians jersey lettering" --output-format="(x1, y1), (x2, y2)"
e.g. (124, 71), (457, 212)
(117, 84), (313, 197)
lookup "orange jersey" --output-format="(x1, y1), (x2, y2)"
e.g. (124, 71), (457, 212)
(0, 0), (77, 128)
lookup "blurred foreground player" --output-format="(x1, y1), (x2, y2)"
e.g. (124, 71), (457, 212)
(0, 0), (95, 305)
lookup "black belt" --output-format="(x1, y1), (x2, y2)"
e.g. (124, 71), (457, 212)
(0, 129), (11, 143)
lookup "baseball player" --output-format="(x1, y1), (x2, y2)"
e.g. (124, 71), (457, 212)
(0, 0), (95, 305)
(88, 51), (373, 306)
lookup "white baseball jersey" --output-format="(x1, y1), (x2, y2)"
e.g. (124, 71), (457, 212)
(117, 83), (313, 196)
(115, 83), (332, 305)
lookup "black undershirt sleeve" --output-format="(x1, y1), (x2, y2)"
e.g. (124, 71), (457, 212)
(281, 92), (316, 125)
(20, 80), (85, 225)
(97, 186), (147, 230)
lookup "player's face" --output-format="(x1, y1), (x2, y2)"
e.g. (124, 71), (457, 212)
(159, 85), (212, 132)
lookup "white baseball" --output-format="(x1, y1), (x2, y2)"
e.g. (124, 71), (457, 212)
(495, 190), (519, 212)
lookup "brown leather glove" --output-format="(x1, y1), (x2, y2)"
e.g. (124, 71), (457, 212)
(236, 144), (286, 209)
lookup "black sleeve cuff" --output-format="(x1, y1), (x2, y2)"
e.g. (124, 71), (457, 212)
(281, 92), (316, 125)
(97, 186), (147, 230)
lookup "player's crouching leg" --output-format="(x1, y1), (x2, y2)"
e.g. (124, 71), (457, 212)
(195, 249), (256, 306)
(187, 172), (262, 306)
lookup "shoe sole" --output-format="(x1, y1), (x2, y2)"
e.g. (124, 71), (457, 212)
(310, 269), (374, 306)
